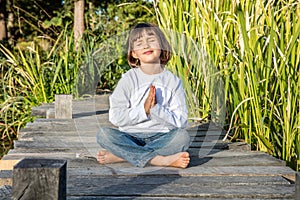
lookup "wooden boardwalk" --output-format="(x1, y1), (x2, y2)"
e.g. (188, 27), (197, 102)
(0, 94), (297, 199)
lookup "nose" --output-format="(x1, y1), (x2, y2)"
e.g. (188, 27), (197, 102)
(142, 40), (150, 49)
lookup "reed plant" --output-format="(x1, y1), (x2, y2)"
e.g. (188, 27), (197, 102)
(0, 56), (34, 157)
(154, 0), (300, 170)
(0, 1), (153, 157)
(0, 28), (100, 157)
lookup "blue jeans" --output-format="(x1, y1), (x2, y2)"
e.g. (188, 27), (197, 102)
(96, 127), (190, 168)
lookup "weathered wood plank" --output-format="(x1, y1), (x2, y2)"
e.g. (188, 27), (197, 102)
(1, 150), (92, 161)
(4, 146), (254, 157)
(66, 183), (294, 199)
(188, 153), (286, 167)
(13, 158), (67, 200)
(66, 175), (295, 199)
(12, 141), (228, 150)
(65, 164), (295, 177)
(17, 132), (225, 142)
(67, 197), (287, 200)
(296, 172), (300, 200)
(55, 94), (73, 119)
(67, 175), (291, 186)
(18, 130), (225, 140)
(3, 151), (285, 169)
(22, 120), (220, 133)
(14, 138), (227, 150)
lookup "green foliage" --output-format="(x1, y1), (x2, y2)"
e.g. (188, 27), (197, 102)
(154, 0), (225, 123)
(0, 1), (156, 158)
(8, 0), (64, 42)
(100, 61), (130, 91)
(155, 0), (300, 170)
(0, 55), (34, 158)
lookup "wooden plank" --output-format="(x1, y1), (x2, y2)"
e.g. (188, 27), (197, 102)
(68, 198), (164, 200)
(65, 164), (295, 177)
(3, 152), (285, 169)
(18, 131), (80, 139)
(2, 149), (96, 161)
(18, 130), (224, 137)
(31, 103), (54, 117)
(296, 172), (300, 200)
(66, 175), (294, 199)
(66, 175), (295, 199)
(20, 122), (112, 133)
(67, 197), (287, 200)
(3, 147), (91, 154)
(18, 131), (226, 144)
(3, 148), (257, 161)
(16, 136), (228, 148)
(4, 151), (286, 169)
(66, 182), (294, 199)
(67, 175), (291, 186)
(55, 94), (73, 119)
(188, 153), (285, 167)
(13, 140), (228, 150)
(21, 124), (77, 132)
(13, 158), (67, 200)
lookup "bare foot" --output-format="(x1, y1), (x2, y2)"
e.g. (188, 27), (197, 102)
(97, 150), (125, 164)
(149, 152), (190, 168)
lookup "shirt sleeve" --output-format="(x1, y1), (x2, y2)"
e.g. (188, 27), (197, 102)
(108, 75), (149, 127)
(149, 79), (188, 128)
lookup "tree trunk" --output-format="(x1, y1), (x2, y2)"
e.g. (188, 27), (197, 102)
(0, 0), (7, 40)
(74, 0), (85, 49)
(6, 0), (13, 41)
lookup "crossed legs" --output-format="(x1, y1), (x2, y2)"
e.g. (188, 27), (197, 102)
(96, 127), (190, 168)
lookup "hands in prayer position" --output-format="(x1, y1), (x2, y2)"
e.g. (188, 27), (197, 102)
(144, 84), (156, 116)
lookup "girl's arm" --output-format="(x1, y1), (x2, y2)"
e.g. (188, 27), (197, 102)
(108, 77), (149, 127)
(150, 80), (188, 128)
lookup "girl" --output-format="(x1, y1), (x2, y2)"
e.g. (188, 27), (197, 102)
(96, 22), (190, 168)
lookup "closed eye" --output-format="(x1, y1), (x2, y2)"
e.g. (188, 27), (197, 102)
(148, 37), (157, 42)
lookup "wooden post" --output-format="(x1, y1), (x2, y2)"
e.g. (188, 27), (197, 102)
(12, 158), (67, 200)
(55, 94), (72, 119)
(296, 172), (300, 200)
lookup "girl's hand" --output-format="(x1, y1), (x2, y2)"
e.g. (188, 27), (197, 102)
(144, 85), (156, 116)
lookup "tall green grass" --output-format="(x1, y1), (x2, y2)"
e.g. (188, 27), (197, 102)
(0, 1), (155, 158)
(0, 26), (129, 158)
(0, 29), (100, 158)
(154, 0), (300, 170)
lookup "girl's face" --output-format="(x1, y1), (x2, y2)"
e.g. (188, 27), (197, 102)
(131, 31), (161, 66)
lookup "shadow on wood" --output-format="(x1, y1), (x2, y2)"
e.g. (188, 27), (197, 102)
(72, 109), (109, 119)
(188, 122), (226, 167)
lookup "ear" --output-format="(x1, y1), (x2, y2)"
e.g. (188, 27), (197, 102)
(132, 51), (138, 59)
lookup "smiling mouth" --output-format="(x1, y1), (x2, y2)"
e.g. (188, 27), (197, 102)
(143, 50), (153, 55)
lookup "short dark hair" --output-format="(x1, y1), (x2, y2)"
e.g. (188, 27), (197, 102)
(126, 23), (172, 68)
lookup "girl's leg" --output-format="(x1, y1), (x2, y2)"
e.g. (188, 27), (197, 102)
(145, 129), (191, 168)
(145, 128), (190, 156)
(96, 127), (158, 167)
